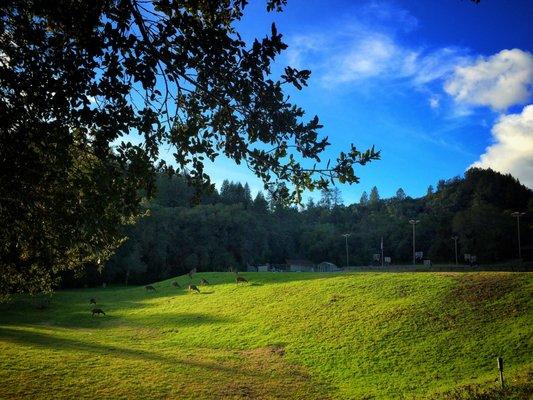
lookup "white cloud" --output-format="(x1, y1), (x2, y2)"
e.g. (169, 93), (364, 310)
(471, 105), (533, 188)
(409, 47), (472, 86)
(291, 28), (469, 92)
(284, 3), (530, 120)
(321, 33), (400, 84)
(285, 34), (326, 70)
(445, 49), (533, 111)
(429, 96), (440, 109)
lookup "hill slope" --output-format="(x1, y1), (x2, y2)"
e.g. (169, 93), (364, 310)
(0, 272), (531, 399)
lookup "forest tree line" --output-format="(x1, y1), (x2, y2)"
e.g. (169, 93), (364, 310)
(64, 168), (532, 287)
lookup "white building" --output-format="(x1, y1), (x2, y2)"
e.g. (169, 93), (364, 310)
(316, 261), (341, 272)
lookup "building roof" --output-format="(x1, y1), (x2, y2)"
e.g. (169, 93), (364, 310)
(318, 261), (338, 267)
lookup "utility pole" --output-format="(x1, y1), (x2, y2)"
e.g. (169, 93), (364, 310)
(451, 235), (458, 266)
(342, 233), (351, 268)
(511, 212), (526, 260)
(409, 220), (419, 265)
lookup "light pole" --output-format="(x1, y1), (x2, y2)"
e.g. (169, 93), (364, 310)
(511, 212), (526, 260)
(342, 233), (351, 268)
(451, 235), (458, 265)
(409, 219), (419, 265)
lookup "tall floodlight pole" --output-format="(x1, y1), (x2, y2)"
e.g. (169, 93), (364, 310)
(451, 235), (459, 265)
(342, 233), (351, 268)
(511, 212), (526, 260)
(409, 220), (419, 265)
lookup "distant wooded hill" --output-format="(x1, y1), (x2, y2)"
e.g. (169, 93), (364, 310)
(63, 168), (532, 286)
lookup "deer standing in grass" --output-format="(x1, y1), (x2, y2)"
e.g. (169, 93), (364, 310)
(89, 298), (97, 305)
(188, 284), (200, 293)
(236, 276), (248, 284)
(145, 285), (156, 291)
(171, 281), (180, 288)
(200, 278), (209, 286)
(92, 308), (106, 317)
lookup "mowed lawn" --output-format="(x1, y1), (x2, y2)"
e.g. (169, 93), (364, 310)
(0, 272), (531, 399)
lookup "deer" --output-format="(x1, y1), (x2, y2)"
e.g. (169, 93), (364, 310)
(200, 278), (209, 286)
(188, 284), (200, 293)
(91, 308), (106, 317)
(236, 276), (248, 284)
(171, 281), (181, 288)
(89, 298), (97, 305)
(145, 285), (156, 291)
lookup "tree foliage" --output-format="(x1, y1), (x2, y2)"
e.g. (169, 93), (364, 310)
(77, 168), (532, 288)
(369, 186), (380, 204)
(395, 188), (406, 201)
(0, 0), (379, 298)
(360, 191), (369, 205)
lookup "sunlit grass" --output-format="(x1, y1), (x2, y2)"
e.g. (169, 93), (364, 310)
(1, 272), (531, 399)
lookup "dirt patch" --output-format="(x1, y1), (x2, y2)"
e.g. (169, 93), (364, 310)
(139, 345), (332, 399)
(407, 273), (529, 331)
(327, 294), (344, 304)
(448, 273), (523, 309)
(243, 345), (286, 359)
(392, 285), (411, 299)
(202, 345), (332, 399)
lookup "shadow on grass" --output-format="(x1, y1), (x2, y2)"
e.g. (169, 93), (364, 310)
(0, 273), (346, 329)
(1, 310), (233, 330)
(0, 326), (269, 379)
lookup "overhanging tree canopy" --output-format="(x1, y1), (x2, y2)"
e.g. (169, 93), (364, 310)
(0, 0), (379, 298)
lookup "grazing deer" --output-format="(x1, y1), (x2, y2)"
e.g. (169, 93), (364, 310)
(145, 285), (156, 291)
(200, 278), (209, 286)
(188, 267), (197, 279)
(188, 284), (200, 293)
(89, 298), (97, 305)
(171, 281), (180, 288)
(91, 308), (106, 317)
(236, 276), (248, 284)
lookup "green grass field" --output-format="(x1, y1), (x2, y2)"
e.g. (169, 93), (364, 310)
(1, 272), (531, 399)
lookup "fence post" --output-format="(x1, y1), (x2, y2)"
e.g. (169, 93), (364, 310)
(497, 357), (504, 389)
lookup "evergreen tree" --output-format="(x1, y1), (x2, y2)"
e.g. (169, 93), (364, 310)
(360, 191), (369, 205)
(252, 192), (269, 214)
(332, 187), (343, 206)
(243, 183), (253, 207)
(220, 180), (231, 204)
(319, 188), (333, 209)
(396, 188), (406, 201)
(369, 186), (380, 204)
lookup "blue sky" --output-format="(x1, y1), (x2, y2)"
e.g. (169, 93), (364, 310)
(160, 0), (533, 204)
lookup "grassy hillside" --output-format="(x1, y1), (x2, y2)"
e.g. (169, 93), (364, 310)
(0, 272), (531, 399)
